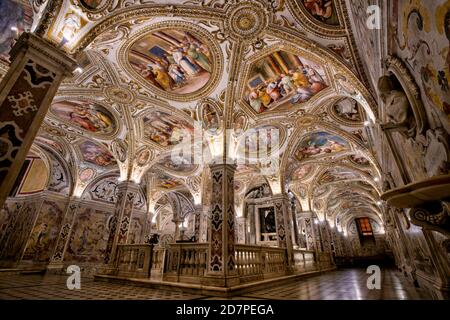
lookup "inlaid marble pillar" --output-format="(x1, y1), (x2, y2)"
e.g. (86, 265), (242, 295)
(236, 216), (247, 244)
(301, 211), (316, 251)
(247, 203), (256, 244)
(193, 204), (202, 242)
(205, 163), (239, 287)
(0, 32), (76, 208)
(172, 217), (183, 241)
(104, 181), (140, 264)
(47, 197), (82, 270)
(273, 194), (294, 267)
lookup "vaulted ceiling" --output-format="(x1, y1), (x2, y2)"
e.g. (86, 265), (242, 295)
(0, 0), (385, 232)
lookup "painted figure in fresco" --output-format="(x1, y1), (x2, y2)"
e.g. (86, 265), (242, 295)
(246, 56), (327, 113)
(135, 63), (163, 90)
(81, 141), (115, 167)
(296, 132), (348, 159)
(168, 64), (186, 85)
(130, 29), (213, 94)
(68, 104), (113, 133)
(248, 89), (263, 113)
(291, 86), (313, 104)
(148, 63), (173, 91)
(202, 104), (219, 133)
(186, 42), (212, 72)
(266, 81), (282, 101)
(279, 73), (295, 93)
(303, 0), (333, 20)
(81, 0), (104, 10)
(144, 111), (193, 147)
(171, 47), (200, 76)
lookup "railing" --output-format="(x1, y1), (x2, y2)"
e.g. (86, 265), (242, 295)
(163, 243), (208, 284)
(112, 243), (320, 283)
(235, 245), (289, 282)
(115, 244), (153, 278)
(293, 249), (316, 272)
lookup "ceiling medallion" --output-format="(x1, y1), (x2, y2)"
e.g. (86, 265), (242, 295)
(224, 1), (269, 41)
(104, 86), (135, 104)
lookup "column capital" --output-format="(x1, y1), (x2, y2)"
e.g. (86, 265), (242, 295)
(208, 157), (237, 170)
(271, 193), (290, 202)
(10, 32), (77, 74)
(297, 211), (314, 218)
(117, 180), (141, 193)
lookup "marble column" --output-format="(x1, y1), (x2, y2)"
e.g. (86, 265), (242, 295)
(247, 202), (256, 244)
(104, 181), (140, 264)
(300, 211), (317, 251)
(204, 163), (239, 287)
(193, 204), (202, 242)
(0, 32), (76, 208)
(172, 217), (183, 241)
(273, 194), (294, 267)
(47, 197), (82, 271)
(236, 216), (247, 244)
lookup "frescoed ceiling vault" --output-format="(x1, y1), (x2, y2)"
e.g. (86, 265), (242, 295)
(0, 0), (393, 230)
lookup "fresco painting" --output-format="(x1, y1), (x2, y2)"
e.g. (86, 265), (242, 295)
(295, 132), (349, 160)
(245, 50), (327, 113)
(143, 111), (194, 147)
(129, 28), (213, 94)
(50, 100), (115, 134)
(79, 140), (116, 168)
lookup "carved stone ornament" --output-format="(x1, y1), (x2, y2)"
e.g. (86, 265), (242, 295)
(409, 202), (450, 237)
(223, 1), (269, 42)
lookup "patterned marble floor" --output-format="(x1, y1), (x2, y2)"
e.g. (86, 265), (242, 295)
(0, 268), (431, 300)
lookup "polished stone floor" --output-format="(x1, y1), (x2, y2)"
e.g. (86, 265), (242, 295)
(0, 268), (431, 300)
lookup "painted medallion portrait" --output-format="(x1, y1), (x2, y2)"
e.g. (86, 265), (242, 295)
(79, 168), (96, 182)
(143, 110), (194, 147)
(129, 28), (214, 95)
(333, 99), (362, 122)
(79, 141), (116, 168)
(350, 155), (370, 166)
(200, 103), (220, 134)
(50, 100), (116, 134)
(300, 0), (340, 25)
(295, 132), (349, 160)
(136, 149), (151, 166)
(80, 0), (107, 10)
(245, 50), (328, 113)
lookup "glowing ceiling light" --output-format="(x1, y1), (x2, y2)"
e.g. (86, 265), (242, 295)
(364, 120), (370, 126)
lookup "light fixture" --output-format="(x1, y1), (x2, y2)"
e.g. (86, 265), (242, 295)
(376, 201), (382, 206)
(10, 26), (18, 32)
(374, 177), (380, 182)
(364, 120), (370, 126)
(74, 67), (83, 74)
